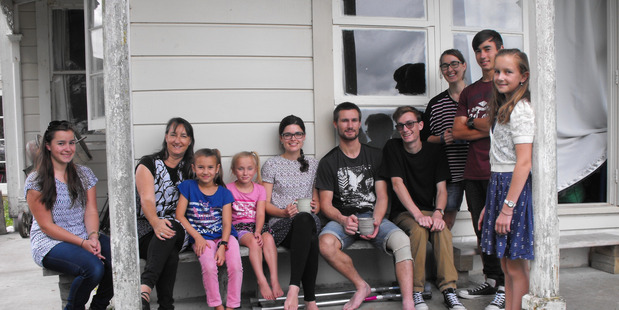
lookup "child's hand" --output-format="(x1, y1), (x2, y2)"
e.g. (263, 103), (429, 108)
(254, 232), (264, 247)
(215, 246), (226, 266)
(193, 237), (209, 256)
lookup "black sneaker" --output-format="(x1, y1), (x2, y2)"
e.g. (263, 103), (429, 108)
(485, 287), (506, 310)
(443, 288), (467, 310)
(413, 291), (429, 310)
(457, 281), (497, 299)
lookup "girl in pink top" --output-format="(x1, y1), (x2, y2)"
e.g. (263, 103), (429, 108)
(227, 151), (283, 300)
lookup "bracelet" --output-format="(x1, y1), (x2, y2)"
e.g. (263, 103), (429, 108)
(80, 239), (85, 247)
(500, 210), (513, 216)
(87, 231), (99, 239)
(217, 240), (229, 251)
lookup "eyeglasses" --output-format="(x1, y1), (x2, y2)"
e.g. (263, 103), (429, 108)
(395, 120), (420, 131)
(439, 61), (462, 71)
(281, 132), (305, 140)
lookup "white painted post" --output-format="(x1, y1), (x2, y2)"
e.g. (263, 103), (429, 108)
(522, 0), (566, 309)
(102, 0), (141, 309)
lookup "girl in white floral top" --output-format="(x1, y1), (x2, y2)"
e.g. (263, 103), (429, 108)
(26, 120), (113, 310)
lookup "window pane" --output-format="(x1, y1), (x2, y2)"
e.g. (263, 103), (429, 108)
(452, 0), (522, 31)
(342, 0), (426, 19)
(0, 163), (5, 183)
(343, 29), (427, 96)
(90, 0), (103, 28)
(90, 74), (105, 119)
(453, 32), (523, 83)
(51, 74), (88, 133)
(0, 140), (5, 162)
(52, 10), (86, 71)
(90, 27), (104, 72)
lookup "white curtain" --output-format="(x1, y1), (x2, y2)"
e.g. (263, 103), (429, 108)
(555, 0), (608, 191)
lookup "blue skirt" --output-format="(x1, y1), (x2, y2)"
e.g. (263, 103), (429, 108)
(481, 172), (534, 260)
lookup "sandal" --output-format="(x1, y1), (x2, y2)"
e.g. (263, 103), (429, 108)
(141, 291), (151, 310)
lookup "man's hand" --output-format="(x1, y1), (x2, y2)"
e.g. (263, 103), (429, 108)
(414, 213), (433, 229)
(343, 215), (359, 235)
(431, 212), (446, 232)
(360, 217), (379, 240)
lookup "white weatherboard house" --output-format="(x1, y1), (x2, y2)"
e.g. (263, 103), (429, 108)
(0, 0), (617, 308)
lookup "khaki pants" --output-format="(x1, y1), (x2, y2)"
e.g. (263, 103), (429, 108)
(393, 211), (458, 292)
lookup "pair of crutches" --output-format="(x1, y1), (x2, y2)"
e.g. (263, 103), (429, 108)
(250, 286), (401, 310)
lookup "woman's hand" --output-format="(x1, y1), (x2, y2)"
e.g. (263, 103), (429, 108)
(495, 210), (513, 235)
(154, 218), (176, 240)
(254, 231), (264, 247)
(215, 245), (226, 266)
(82, 238), (105, 259)
(285, 202), (299, 218)
(443, 129), (454, 145)
(193, 236), (209, 256)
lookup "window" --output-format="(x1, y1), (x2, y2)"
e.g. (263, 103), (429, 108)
(51, 9), (88, 133)
(333, 0), (526, 108)
(50, 0), (104, 134)
(85, 0), (105, 130)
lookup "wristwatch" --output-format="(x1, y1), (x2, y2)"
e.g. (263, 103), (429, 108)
(504, 199), (516, 208)
(466, 117), (475, 129)
(434, 209), (445, 216)
(217, 240), (229, 250)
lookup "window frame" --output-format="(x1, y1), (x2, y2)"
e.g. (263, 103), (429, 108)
(84, 0), (105, 130)
(332, 0), (439, 108)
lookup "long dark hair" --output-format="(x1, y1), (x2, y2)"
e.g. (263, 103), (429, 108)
(35, 121), (85, 210)
(150, 117), (195, 179)
(194, 148), (226, 187)
(279, 115), (309, 172)
(488, 49), (531, 124)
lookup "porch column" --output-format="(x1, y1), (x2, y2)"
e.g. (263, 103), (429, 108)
(103, 0), (141, 309)
(0, 8), (25, 215)
(522, 0), (566, 309)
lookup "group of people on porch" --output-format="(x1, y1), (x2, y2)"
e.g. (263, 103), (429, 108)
(26, 29), (535, 310)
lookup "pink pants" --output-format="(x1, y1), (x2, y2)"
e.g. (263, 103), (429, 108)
(194, 237), (243, 308)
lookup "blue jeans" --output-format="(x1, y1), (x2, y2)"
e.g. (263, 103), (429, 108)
(42, 234), (113, 310)
(445, 181), (465, 212)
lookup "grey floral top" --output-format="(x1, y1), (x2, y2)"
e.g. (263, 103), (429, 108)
(25, 165), (98, 267)
(261, 155), (318, 228)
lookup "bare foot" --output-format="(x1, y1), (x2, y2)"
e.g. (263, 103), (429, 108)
(271, 280), (284, 299)
(284, 285), (300, 310)
(258, 279), (275, 300)
(343, 282), (371, 310)
(214, 305), (224, 310)
(305, 300), (319, 310)
(402, 299), (415, 310)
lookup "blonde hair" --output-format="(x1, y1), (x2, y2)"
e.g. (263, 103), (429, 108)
(489, 49), (531, 124)
(230, 151), (262, 183)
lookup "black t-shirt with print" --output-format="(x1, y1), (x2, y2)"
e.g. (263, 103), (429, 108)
(316, 144), (384, 216)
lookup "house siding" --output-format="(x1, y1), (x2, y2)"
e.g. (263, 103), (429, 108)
(130, 0), (316, 182)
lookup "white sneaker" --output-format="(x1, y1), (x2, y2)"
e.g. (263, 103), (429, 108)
(485, 286), (506, 310)
(413, 291), (429, 310)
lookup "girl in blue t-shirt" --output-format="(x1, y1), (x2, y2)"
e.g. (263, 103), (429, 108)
(176, 148), (242, 310)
